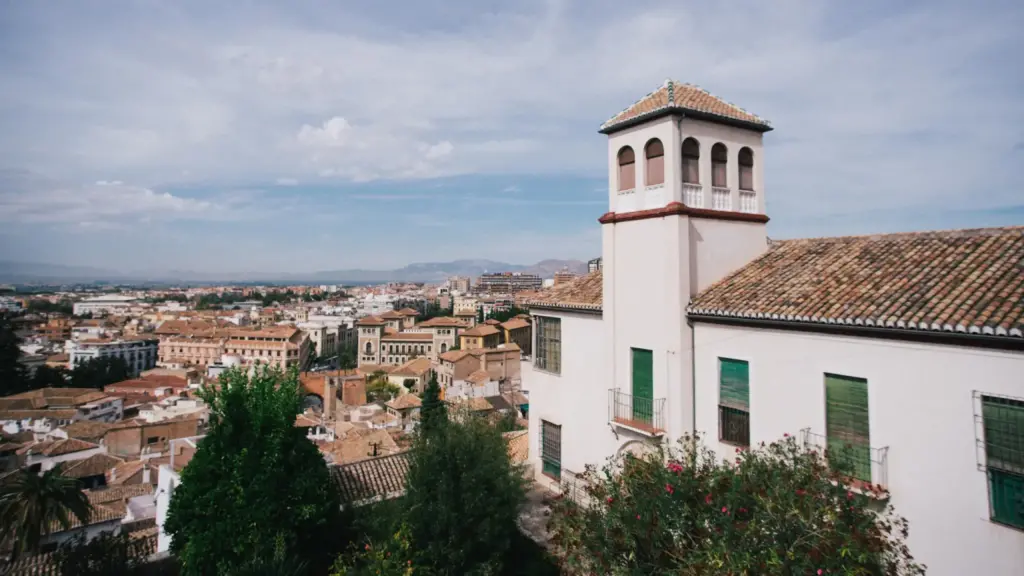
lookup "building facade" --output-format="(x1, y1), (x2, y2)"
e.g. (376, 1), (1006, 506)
(69, 338), (158, 376)
(476, 272), (543, 293)
(523, 79), (1024, 576)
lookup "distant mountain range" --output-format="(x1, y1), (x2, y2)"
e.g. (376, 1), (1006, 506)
(0, 259), (589, 285)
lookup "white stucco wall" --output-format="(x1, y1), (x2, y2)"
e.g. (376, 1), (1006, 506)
(156, 465), (180, 554)
(693, 322), (1024, 576)
(687, 218), (769, 296)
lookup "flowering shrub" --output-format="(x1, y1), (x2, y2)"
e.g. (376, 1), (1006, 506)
(547, 435), (925, 575)
(331, 524), (417, 576)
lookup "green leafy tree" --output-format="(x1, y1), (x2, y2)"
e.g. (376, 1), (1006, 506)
(338, 342), (357, 370)
(0, 465), (92, 559)
(0, 314), (29, 396)
(54, 531), (148, 576)
(331, 524), (418, 576)
(404, 412), (528, 574)
(164, 366), (341, 575)
(69, 356), (130, 389)
(367, 375), (401, 403)
(418, 371), (446, 437)
(402, 378), (417, 391)
(548, 434), (925, 575)
(32, 364), (69, 389)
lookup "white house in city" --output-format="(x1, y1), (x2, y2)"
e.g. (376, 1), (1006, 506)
(523, 79), (1024, 576)
(72, 294), (137, 316)
(68, 337), (159, 376)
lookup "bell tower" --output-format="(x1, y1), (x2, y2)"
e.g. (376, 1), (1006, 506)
(598, 79), (773, 439)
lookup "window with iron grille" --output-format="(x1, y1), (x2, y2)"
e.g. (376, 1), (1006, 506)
(825, 374), (871, 482)
(718, 358), (749, 446)
(534, 316), (561, 374)
(978, 393), (1024, 529)
(541, 420), (561, 480)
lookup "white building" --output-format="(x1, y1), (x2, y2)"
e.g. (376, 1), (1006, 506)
(68, 337), (158, 376)
(0, 296), (21, 311)
(72, 294), (136, 316)
(523, 79), (1024, 576)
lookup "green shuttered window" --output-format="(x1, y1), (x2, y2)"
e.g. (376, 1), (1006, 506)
(541, 420), (562, 480)
(982, 395), (1024, 529)
(631, 348), (653, 423)
(718, 358), (750, 446)
(825, 374), (871, 482)
(535, 316), (561, 374)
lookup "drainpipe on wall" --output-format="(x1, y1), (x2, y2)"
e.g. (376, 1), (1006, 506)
(689, 319), (696, 435)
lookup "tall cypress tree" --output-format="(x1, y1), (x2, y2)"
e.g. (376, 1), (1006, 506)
(419, 370), (447, 437)
(0, 314), (29, 396)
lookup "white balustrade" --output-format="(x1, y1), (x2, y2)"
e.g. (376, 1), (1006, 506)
(682, 183), (703, 208)
(739, 191), (757, 214)
(711, 187), (732, 211)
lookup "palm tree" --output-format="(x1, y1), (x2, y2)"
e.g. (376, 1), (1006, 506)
(0, 464), (93, 558)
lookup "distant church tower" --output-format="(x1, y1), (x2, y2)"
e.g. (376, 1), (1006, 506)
(598, 79), (773, 439)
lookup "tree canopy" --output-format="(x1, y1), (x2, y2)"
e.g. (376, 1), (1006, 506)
(0, 465), (92, 559)
(0, 313), (29, 396)
(418, 371), (446, 438)
(548, 434), (925, 575)
(69, 356), (130, 389)
(164, 366), (341, 575)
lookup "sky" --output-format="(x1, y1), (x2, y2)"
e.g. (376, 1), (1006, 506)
(0, 0), (1022, 274)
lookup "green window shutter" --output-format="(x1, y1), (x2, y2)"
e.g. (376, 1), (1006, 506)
(982, 396), (1024, 474)
(825, 374), (871, 482)
(541, 421), (561, 480)
(989, 470), (1024, 528)
(631, 348), (654, 423)
(719, 358), (749, 411)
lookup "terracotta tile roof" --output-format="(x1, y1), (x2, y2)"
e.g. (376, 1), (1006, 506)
(57, 420), (118, 442)
(106, 459), (158, 485)
(381, 332), (433, 341)
(390, 357), (433, 377)
(0, 408), (78, 421)
(356, 315), (386, 326)
(385, 394), (422, 411)
(86, 484), (154, 506)
(62, 453), (124, 478)
(20, 438), (99, 457)
(460, 325), (500, 337)
(417, 317), (463, 328)
(398, 308), (420, 317)
(356, 364), (396, 375)
(454, 311), (477, 317)
(227, 325), (299, 339)
(504, 430), (529, 464)
(500, 318), (530, 331)
(601, 79), (772, 133)
(524, 271), (603, 312)
(105, 374), (188, 390)
(483, 319), (501, 326)
(688, 227), (1024, 339)
(466, 369), (491, 385)
(329, 451), (410, 504)
(380, 310), (406, 320)
(439, 349), (474, 363)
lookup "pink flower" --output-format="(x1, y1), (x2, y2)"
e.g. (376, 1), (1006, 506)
(739, 507), (748, 513)
(847, 491), (854, 500)
(606, 497), (614, 505)
(665, 483), (674, 494)
(783, 432), (790, 437)
(705, 493), (713, 504)
(636, 514), (641, 520)
(818, 570), (824, 575)
(721, 506), (728, 514)
(796, 489), (806, 496)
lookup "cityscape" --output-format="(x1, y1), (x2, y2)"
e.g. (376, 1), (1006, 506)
(1, 1), (1023, 575)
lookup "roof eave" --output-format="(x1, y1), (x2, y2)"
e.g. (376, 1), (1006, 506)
(526, 302), (603, 316)
(599, 108), (773, 135)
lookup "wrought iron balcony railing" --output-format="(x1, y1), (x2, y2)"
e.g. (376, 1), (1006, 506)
(801, 427), (889, 491)
(608, 389), (666, 436)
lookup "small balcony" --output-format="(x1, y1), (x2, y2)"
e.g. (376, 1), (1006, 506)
(738, 190), (757, 213)
(801, 428), (889, 492)
(711, 187), (732, 211)
(682, 182), (703, 208)
(608, 389), (665, 437)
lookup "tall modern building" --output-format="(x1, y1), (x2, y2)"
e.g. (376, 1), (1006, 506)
(587, 258), (603, 273)
(475, 272), (543, 294)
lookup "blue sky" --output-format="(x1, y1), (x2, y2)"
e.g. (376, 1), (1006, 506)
(1, 0), (1022, 274)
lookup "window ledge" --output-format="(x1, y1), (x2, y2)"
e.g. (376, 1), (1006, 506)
(617, 188), (636, 195)
(532, 366), (561, 377)
(610, 417), (665, 438)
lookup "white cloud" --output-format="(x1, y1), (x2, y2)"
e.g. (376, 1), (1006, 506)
(275, 177), (299, 186)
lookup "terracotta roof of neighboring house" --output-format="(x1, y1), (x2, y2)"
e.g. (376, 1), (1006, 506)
(46, 501), (123, 534)
(504, 430), (529, 464)
(356, 315), (386, 326)
(386, 394), (422, 411)
(19, 438), (99, 457)
(483, 318), (501, 326)
(62, 453), (124, 479)
(381, 332), (433, 341)
(461, 325), (500, 337)
(454, 310), (477, 317)
(227, 326), (299, 339)
(500, 318), (530, 331)
(106, 459), (158, 485)
(390, 357), (432, 377)
(57, 420), (118, 442)
(356, 364), (396, 376)
(466, 370), (491, 385)
(105, 374), (188, 390)
(417, 317), (464, 328)
(514, 314), (530, 320)
(321, 429), (400, 465)
(0, 409), (78, 421)
(688, 227), (1024, 339)
(330, 451), (410, 503)
(380, 310), (405, 320)
(524, 271), (603, 312)
(87, 484), (154, 506)
(295, 413), (321, 428)
(439, 349), (474, 363)
(46, 353), (69, 363)
(0, 387), (108, 408)
(485, 395), (515, 412)
(601, 79), (772, 134)
(490, 342), (520, 353)
(398, 308), (420, 317)
(461, 397), (494, 412)
(503, 391), (529, 407)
